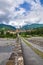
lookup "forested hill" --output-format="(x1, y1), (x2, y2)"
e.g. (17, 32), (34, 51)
(21, 24), (43, 30)
(0, 24), (16, 31)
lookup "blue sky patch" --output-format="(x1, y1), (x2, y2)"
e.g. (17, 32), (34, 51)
(23, 12), (27, 16)
(19, 1), (31, 11)
(34, 0), (37, 3)
(15, 7), (20, 11)
(40, 0), (43, 6)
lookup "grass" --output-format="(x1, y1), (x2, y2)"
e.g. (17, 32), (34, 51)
(21, 35), (32, 38)
(22, 38), (43, 59)
(33, 48), (43, 58)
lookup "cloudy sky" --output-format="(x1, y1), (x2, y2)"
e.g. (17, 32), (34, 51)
(0, 0), (43, 27)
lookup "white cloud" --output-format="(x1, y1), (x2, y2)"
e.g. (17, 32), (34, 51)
(0, 0), (43, 27)
(9, 20), (27, 28)
(0, 10), (5, 15)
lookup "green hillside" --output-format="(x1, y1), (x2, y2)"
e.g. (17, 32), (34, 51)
(21, 24), (43, 30)
(0, 24), (16, 31)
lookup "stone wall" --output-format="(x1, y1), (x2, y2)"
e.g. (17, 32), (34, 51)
(6, 38), (24, 65)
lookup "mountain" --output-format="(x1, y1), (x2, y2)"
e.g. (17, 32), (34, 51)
(21, 24), (43, 30)
(0, 24), (16, 31)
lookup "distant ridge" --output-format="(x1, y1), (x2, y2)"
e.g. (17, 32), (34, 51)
(0, 24), (16, 31)
(21, 24), (43, 30)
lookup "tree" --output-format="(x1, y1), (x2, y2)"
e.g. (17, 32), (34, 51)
(1, 30), (4, 35)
